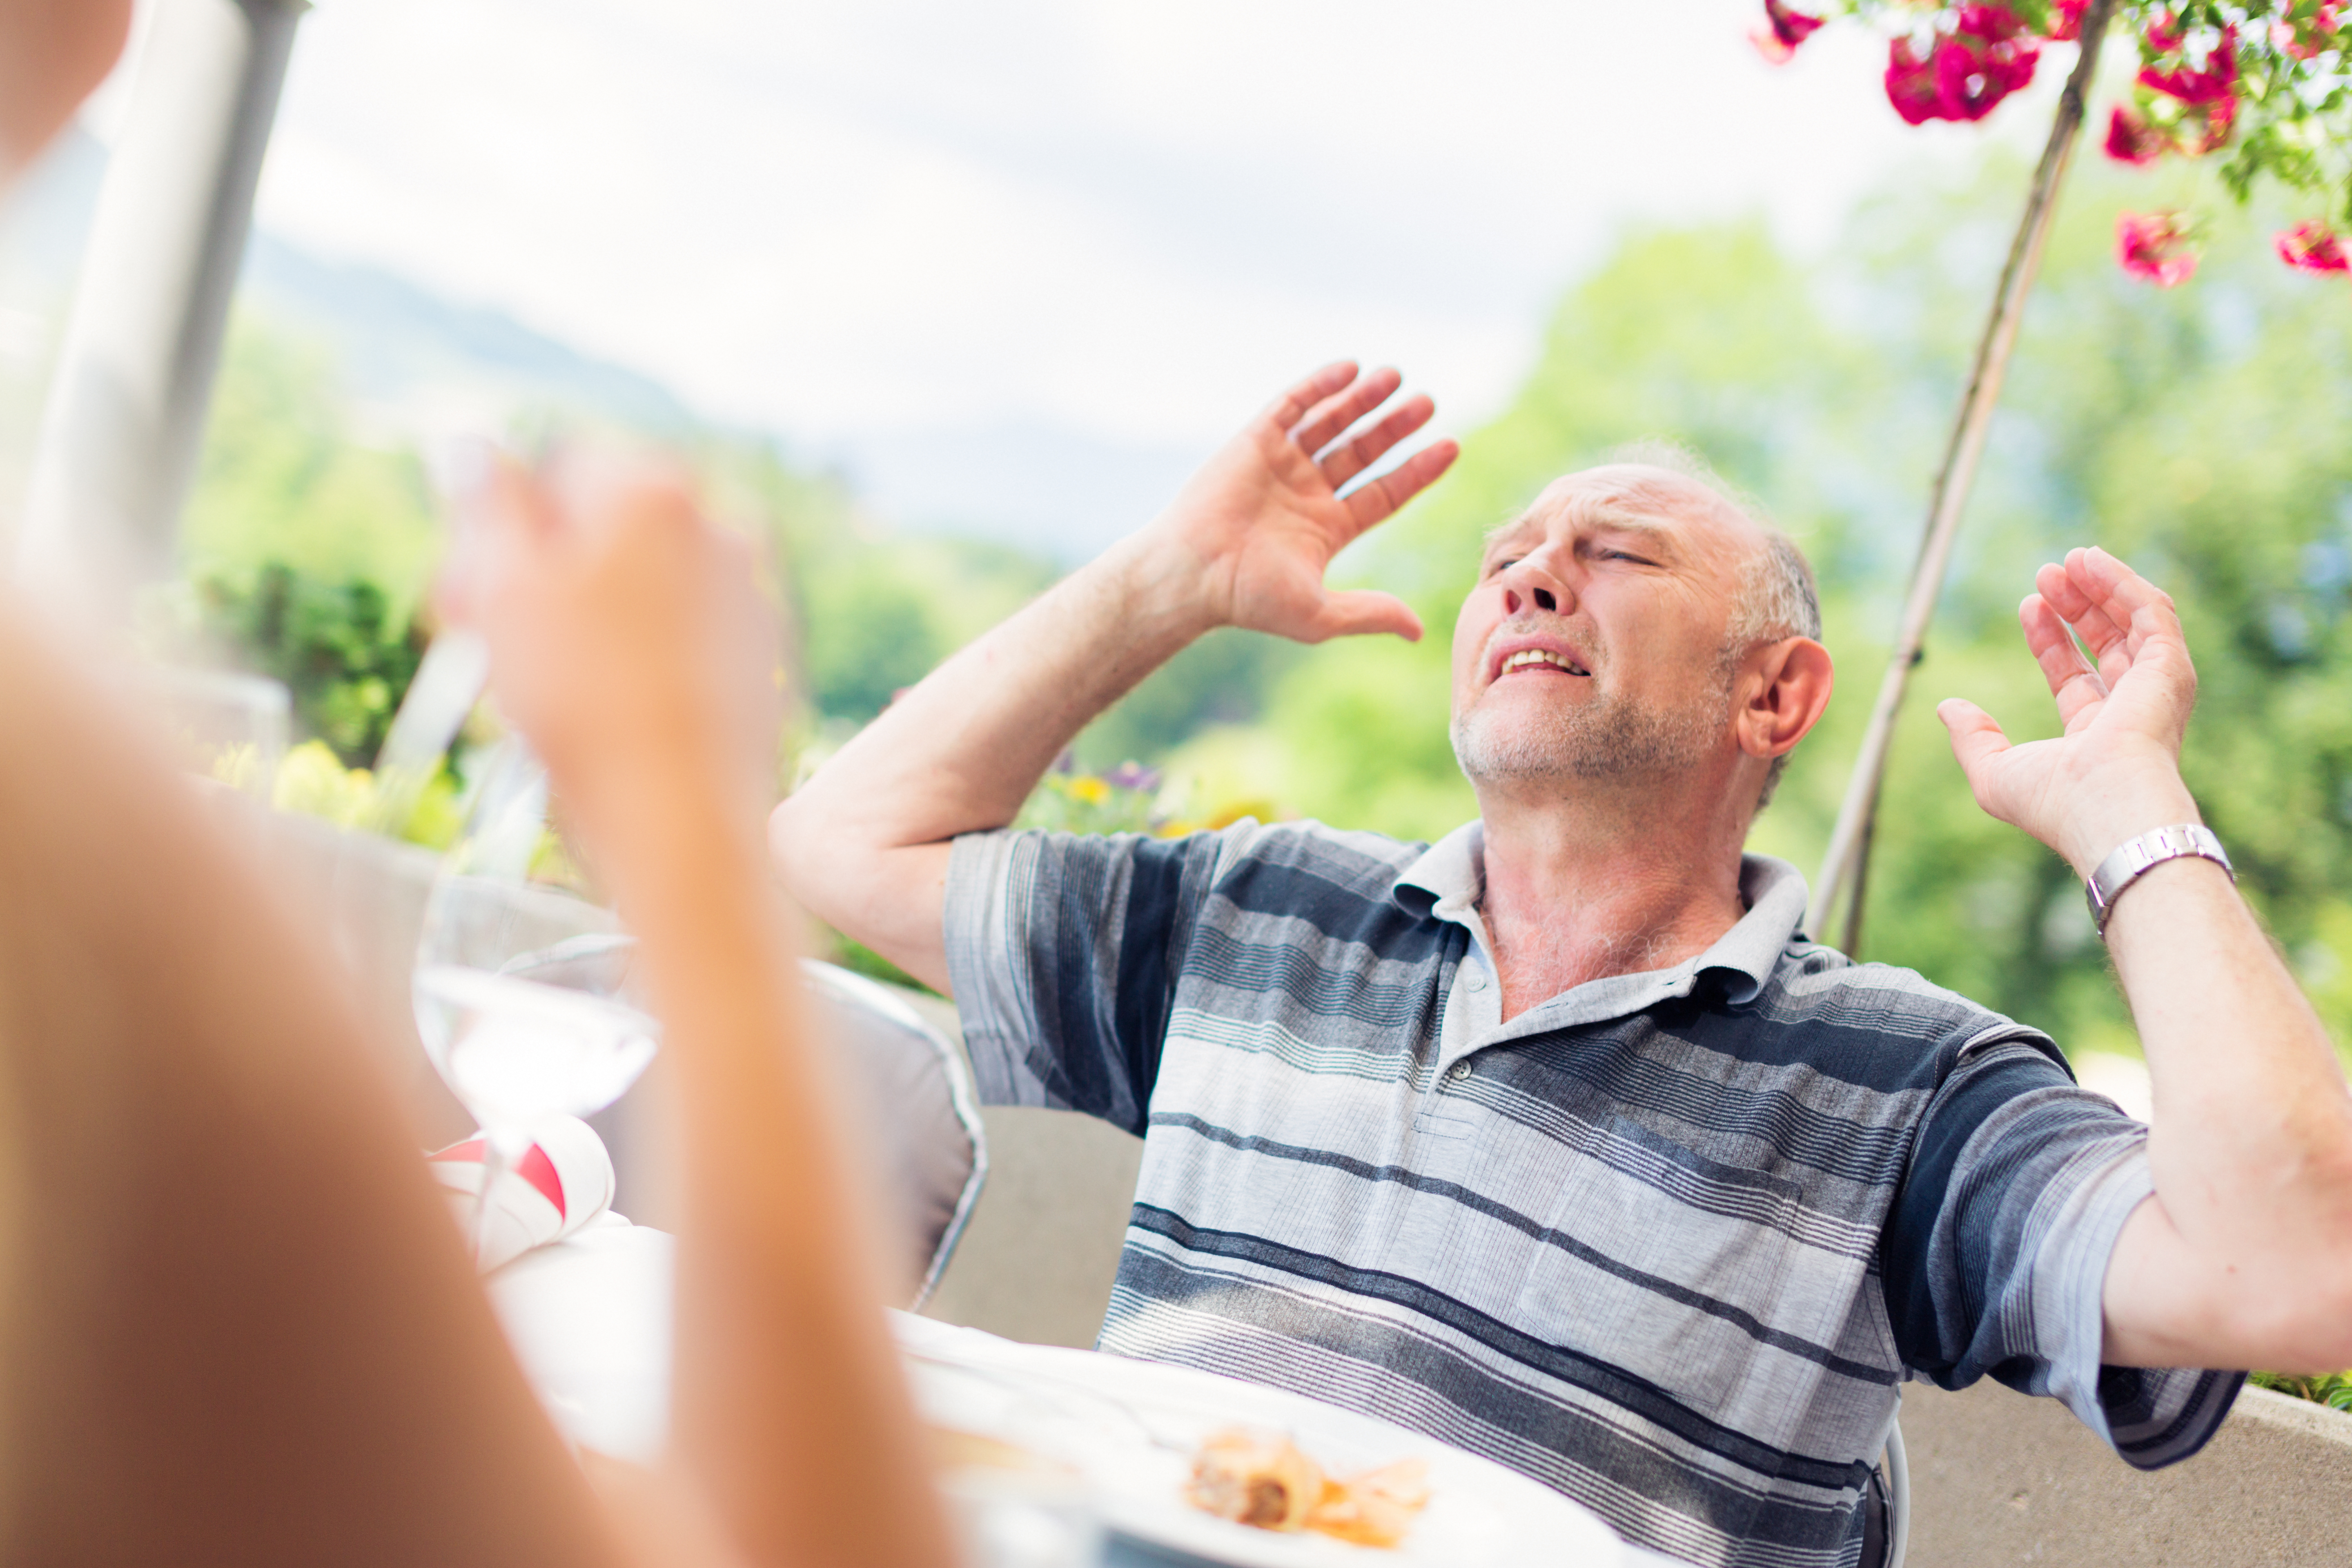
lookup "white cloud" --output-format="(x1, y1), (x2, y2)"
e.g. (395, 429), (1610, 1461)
(253, 0), (2048, 448)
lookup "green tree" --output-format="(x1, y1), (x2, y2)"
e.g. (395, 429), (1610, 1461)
(177, 315), (441, 764)
(1155, 167), (2352, 1065)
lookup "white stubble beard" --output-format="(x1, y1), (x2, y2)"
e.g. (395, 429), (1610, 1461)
(1450, 664), (1733, 786)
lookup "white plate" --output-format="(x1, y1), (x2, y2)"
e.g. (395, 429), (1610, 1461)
(893, 1313), (1623, 1568)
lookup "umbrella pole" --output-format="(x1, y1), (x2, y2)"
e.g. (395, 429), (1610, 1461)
(1807, 0), (2121, 949)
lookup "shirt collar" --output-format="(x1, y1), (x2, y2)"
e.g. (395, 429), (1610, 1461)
(1393, 819), (1808, 1009)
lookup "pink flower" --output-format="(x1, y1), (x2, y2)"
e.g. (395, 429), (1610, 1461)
(1767, 0), (1824, 47)
(2139, 22), (2238, 105)
(2116, 211), (2199, 287)
(1886, 38), (1942, 123)
(2176, 91), (2237, 155)
(1751, 0), (1824, 64)
(2045, 0), (2089, 41)
(2105, 105), (2167, 165)
(2144, 11), (2187, 52)
(2276, 220), (2352, 274)
(1884, 7), (2040, 125)
(2272, 2), (2342, 60)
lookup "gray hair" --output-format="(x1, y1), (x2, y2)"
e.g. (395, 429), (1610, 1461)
(1596, 441), (1822, 808)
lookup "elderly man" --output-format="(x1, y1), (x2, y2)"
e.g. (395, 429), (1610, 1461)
(774, 365), (2352, 1567)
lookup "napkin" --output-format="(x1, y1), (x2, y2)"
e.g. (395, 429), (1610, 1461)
(428, 1115), (619, 1271)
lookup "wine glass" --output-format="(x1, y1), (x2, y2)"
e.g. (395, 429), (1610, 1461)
(412, 738), (660, 1263)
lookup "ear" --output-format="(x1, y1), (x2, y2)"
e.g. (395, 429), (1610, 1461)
(1736, 637), (1834, 763)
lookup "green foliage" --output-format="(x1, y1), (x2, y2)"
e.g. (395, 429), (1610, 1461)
(1131, 160), (2352, 1064)
(183, 316), (443, 615)
(1014, 767), (1165, 835)
(271, 739), (464, 849)
(198, 565), (424, 766)
(180, 149), (2352, 1077)
(178, 315), (442, 766)
(2253, 1368), (2352, 1410)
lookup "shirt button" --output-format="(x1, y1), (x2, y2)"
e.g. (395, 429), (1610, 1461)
(1446, 1061), (1472, 1082)
(1463, 969), (1488, 992)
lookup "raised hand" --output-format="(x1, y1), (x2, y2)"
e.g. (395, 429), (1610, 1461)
(443, 452), (782, 836)
(1937, 546), (2202, 876)
(1152, 362), (1459, 644)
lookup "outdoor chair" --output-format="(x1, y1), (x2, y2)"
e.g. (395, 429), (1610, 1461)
(1876, 1420), (1910, 1568)
(798, 959), (989, 1308)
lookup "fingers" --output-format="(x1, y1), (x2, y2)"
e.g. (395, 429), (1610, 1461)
(2018, 592), (2109, 729)
(1936, 697), (2011, 806)
(2034, 557), (2121, 653)
(2033, 546), (2196, 708)
(1318, 393), (1435, 491)
(1266, 362), (1361, 434)
(1342, 437), (1460, 533)
(1294, 366), (1403, 456)
(1305, 588), (1424, 644)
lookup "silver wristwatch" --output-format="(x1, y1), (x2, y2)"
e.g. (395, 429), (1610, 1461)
(2085, 824), (2233, 937)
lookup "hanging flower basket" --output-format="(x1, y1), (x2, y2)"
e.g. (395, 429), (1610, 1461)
(1755, 2), (2352, 285)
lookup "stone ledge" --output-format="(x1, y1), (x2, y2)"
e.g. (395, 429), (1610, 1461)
(1902, 1378), (2352, 1566)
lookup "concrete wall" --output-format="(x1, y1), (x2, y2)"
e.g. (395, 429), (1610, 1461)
(1901, 1379), (2352, 1566)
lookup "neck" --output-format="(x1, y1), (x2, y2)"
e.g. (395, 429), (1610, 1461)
(1472, 769), (1752, 1020)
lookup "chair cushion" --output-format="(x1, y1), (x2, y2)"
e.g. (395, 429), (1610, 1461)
(802, 960), (987, 1306)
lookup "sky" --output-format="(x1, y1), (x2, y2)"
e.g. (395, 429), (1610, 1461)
(74, 0), (2067, 549)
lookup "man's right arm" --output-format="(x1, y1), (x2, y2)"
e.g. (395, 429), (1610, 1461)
(769, 363), (1458, 994)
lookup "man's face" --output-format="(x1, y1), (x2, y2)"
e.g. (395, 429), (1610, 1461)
(1449, 466), (1764, 790)
(0, 0), (134, 185)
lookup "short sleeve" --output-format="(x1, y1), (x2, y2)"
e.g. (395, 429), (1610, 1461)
(943, 827), (1233, 1134)
(1881, 1036), (2242, 1469)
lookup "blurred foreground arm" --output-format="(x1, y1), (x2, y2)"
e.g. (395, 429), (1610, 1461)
(768, 363), (1458, 992)
(460, 460), (956, 1568)
(1938, 547), (2352, 1372)
(0, 615), (630, 1568)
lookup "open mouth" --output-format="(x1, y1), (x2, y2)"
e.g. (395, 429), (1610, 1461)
(1497, 648), (1590, 678)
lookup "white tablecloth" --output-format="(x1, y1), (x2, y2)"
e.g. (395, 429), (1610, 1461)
(488, 1226), (1658, 1566)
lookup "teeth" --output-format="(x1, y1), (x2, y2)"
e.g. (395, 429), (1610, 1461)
(1502, 649), (1588, 676)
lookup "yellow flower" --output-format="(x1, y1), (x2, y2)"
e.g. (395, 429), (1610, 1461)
(1068, 775), (1110, 805)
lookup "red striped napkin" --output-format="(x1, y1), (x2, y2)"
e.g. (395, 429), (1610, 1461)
(427, 1115), (618, 1271)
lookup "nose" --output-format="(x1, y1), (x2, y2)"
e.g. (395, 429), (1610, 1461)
(1498, 550), (1570, 618)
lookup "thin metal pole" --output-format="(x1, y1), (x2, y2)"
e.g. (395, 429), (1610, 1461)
(1809, 0), (2119, 946)
(16, 0), (309, 625)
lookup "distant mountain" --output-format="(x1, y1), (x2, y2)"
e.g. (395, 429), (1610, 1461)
(3, 125), (1200, 567)
(238, 234), (701, 436)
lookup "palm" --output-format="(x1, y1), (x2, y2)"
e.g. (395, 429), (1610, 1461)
(1940, 548), (2198, 868)
(1161, 364), (1458, 644)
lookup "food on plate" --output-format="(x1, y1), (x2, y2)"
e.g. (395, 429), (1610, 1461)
(1305, 1456), (1433, 1548)
(1185, 1428), (1431, 1548)
(1187, 1428), (1325, 1531)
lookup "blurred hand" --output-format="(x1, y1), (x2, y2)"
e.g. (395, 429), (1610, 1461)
(1151, 363), (1458, 644)
(442, 451), (782, 831)
(1937, 546), (2202, 876)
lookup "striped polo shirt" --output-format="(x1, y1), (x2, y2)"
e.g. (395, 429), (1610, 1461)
(944, 818), (2241, 1568)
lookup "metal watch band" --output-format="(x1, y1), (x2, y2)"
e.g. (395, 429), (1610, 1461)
(2085, 824), (2233, 937)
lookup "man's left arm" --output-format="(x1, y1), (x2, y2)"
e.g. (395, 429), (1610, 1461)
(1940, 546), (2352, 1373)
